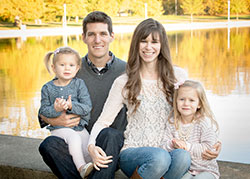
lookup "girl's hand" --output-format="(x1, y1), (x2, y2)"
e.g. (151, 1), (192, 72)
(172, 138), (187, 150)
(66, 95), (72, 110)
(54, 98), (68, 112)
(202, 141), (221, 160)
(88, 144), (113, 171)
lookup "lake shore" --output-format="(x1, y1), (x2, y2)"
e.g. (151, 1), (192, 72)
(0, 20), (250, 39)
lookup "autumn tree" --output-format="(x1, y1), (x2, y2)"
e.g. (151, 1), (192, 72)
(0, 0), (44, 22)
(85, 0), (120, 16)
(128, 0), (163, 16)
(66, 0), (88, 21)
(181, 0), (204, 22)
(230, 0), (248, 20)
(246, 0), (250, 11)
(162, 0), (184, 15)
(206, 0), (227, 15)
(43, 0), (88, 22)
(43, 0), (64, 21)
(116, 0), (126, 16)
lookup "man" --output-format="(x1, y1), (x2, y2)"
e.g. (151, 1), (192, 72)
(39, 11), (127, 179)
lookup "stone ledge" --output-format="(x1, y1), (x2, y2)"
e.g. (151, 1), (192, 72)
(0, 165), (55, 179)
(1, 134), (250, 179)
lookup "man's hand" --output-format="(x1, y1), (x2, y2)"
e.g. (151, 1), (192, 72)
(40, 111), (80, 128)
(202, 141), (221, 160)
(88, 144), (113, 171)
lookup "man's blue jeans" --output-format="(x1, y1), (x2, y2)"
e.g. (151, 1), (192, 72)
(119, 147), (191, 179)
(39, 127), (124, 179)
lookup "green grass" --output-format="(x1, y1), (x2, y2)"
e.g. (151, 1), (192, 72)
(1, 15), (250, 30)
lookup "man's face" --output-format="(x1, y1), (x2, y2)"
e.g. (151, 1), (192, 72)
(82, 23), (114, 62)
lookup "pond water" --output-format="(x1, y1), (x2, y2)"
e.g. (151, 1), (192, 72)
(0, 27), (250, 164)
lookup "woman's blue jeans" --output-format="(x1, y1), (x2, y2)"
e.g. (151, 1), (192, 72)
(119, 147), (191, 179)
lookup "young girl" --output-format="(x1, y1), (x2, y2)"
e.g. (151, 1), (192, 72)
(38, 47), (93, 178)
(161, 80), (220, 179)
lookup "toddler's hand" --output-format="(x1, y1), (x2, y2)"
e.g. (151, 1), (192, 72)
(66, 95), (72, 110)
(54, 98), (68, 112)
(172, 138), (187, 150)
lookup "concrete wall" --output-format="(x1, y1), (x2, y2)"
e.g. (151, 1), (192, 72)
(0, 134), (249, 179)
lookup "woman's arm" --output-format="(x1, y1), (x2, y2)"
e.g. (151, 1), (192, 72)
(202, 141), (221, 160)
(188, 120), (217, 160)
(173, 66), (188, 83)
(88, 75), (126, 146)
(88, 75), (126, 170)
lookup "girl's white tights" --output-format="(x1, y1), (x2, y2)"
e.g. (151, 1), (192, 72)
(51, 127), (91, 170)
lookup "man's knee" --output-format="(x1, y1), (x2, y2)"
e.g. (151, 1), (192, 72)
(39, 136), (52, 155)
(39, 136), (66, 155)
(98, 128), (124, 141)
(96, 128), (124, 149)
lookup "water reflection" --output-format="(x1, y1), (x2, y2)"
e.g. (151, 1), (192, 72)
(169, 28), (250, 95)
(0, 27), (250, 164)
(228, 26), (230, 49)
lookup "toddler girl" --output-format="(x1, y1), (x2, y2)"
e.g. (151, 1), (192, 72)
(39, 46), (93, 178)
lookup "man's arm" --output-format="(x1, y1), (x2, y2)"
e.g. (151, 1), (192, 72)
(40, 111), (81, 128)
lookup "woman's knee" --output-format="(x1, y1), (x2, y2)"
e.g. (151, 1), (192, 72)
(172, 149), (191, 168)
(150, 148), (171, 172)
(177, 149), (191, 163)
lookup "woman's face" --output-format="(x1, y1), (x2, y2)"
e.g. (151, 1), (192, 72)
(139, 33), (161, 65)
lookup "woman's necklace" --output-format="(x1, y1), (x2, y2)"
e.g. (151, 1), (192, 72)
(177, 118), (195, 141)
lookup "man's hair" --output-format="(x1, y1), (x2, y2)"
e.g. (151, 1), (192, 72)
(82, 11), (113, 35)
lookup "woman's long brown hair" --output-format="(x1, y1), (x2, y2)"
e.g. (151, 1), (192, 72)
(123, 18), (176, 113)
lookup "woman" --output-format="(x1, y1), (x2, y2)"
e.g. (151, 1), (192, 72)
(88, 18), (191, 179)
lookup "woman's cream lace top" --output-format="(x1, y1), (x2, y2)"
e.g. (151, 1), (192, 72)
(88, 67), (188, 150)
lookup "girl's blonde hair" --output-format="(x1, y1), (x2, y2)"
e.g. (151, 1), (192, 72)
(171, 80), (219, 132)
(44, 46), (82, 74)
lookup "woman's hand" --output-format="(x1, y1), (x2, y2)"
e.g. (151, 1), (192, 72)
(88, 144), (113, 171)
(202, 141), (221, 160)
